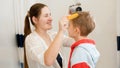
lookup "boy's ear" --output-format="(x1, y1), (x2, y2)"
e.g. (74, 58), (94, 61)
(75, 27), (80, 34)
(32, 16), (38, 24)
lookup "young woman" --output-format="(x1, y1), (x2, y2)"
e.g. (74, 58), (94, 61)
(24, 3), (73, 68)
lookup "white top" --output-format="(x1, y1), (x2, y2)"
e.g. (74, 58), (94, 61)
(25, 31), (73, 68)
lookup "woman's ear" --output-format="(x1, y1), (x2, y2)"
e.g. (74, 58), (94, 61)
(32, 16), (38, 24)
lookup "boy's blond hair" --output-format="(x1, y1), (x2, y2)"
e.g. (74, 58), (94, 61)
(71, 12), (95, 36)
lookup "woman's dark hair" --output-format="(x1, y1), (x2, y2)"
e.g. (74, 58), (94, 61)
(24, 3), (46, 68)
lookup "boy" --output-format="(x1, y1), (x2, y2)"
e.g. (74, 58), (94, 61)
(67, 12), (100, 68)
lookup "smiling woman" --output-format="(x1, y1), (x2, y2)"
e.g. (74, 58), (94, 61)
(23, 3), (73, 68)
(0, 0), (118, 68)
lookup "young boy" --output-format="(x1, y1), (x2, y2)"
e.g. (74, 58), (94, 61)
(67, 12), (100, 68)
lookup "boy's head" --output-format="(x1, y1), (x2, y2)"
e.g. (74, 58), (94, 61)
(68, 11), (95, 38)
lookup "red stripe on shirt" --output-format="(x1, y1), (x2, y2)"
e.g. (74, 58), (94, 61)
(72, 62), (90, 68)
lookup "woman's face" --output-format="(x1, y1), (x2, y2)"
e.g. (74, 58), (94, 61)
(36, 6), (53, 30)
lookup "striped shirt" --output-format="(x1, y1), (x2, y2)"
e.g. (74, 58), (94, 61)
(68, 39), (100, 68)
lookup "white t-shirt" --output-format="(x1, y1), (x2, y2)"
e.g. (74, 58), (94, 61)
(25, 31), (73, 68)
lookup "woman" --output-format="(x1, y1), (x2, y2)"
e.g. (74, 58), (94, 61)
(24, 3), (73, 68)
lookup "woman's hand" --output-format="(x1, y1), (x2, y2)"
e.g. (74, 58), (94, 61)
(59, 16), (69, 32)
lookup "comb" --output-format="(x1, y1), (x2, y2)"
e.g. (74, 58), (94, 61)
(67, 13), (79, 20)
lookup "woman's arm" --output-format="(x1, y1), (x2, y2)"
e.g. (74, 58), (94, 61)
(44, 17), (68, 66)
(63, 35), (75, 47)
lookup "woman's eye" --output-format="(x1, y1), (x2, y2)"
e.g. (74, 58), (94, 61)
(44, 15), (48, 17)
(45, 13), (51, 17)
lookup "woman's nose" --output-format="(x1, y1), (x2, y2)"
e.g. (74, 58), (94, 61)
(49, 16), (53, 21)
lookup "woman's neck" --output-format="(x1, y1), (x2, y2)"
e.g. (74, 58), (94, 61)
(35, 29), (48, 37)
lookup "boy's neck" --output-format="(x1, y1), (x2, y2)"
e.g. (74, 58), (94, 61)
(74, 36), (88, 41)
